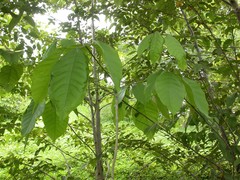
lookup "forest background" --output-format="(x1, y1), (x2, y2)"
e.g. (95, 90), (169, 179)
(0, 0), (240, 179)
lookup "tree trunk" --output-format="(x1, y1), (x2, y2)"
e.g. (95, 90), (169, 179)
(91, 0), (104, 179)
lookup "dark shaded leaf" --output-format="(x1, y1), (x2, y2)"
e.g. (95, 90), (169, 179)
(0, 64), (23, 91)
(43, 101), (68, 141)
(21, 100), (45, 136)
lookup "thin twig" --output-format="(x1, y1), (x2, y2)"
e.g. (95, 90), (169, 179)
(59, 150), (71, 178)
(68, 124), (96, 155)
(111, 94), (119, 179)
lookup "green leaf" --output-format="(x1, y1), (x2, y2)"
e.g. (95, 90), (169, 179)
(149, 32), (164, 64)
(31, 43), (60, 104)
(49, 47), (89, 118)
(183, 78), (209, 116)
(0, 49), (22, 64)
(9, 12), (23, 32)
(116, 86), (127, 103)
(165, 35), (187, 70)
(155, 72), (185, 115)
(43, 101), (68, 141)
(137, 34), (152, 56)
(114, 0), (123, 6)
(132, 101), (159, 139)
(60, 39), (76, 48)
(155, 96), (170, 119)
(226, 93), (237, 107)
(112, 98), (126, 123)
(24, 15), (36, 27)
(157, 0), (176, 15)
(132, 83), (146, 104)
(95, 41), (122, 91)
(0, 64), (23, 91)
(42, 41), (57, 60)
(112, 86), (128, 123)
(138, 32), (164, 64)
(145, 71), (162, 102)
(21, 100), (45, 136)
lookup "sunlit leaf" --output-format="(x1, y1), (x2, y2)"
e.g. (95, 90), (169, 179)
(21, 100), (45, 136)
(60, 39), (76, 48)
(155, 72), (185, 115)
(42, 41), (57, 60)
(31, 42), (60, 103)
(165, 35), (187, 70)
(49, 47), (89, 118)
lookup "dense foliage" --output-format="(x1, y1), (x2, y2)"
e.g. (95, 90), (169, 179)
(0, 0), (240, 179)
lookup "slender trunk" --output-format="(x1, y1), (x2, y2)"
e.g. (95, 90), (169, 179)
(94, 100), (103, 179)
(91, 0), (104, 179)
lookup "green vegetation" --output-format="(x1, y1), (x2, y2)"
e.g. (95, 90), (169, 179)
(0, 0), (240, 179)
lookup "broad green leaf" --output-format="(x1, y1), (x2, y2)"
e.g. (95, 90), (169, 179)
(145, 71), (162, 102)
(155, 72), (185, 115)
(132, 83), (146, 104)
(0, 49), (22, 64)
(183, 78), (209, 116)
(9, 12), (23, 32)
(0, 64), (23, 91)
(31, 43), (60, 103)
(137, 34), (152, 56)
(29, 30), (40, 38)
(155, 96), (170, 119)
(49, 47), (89, 118)
(132, 101), (159, 139)
(42, 41), (57, 60)
(95, 41), (122, 91)
(21, 100), (45, 136)
(165, 35), (187, 70)
(43, 101), (68, 141)
(24, 15), (36, 27)
(157, 0), (176, 15)
(226, 93), (237, 107)
(114, 0), (123, 6)
(111, 98), (126, 123)
(138, 32), (164, 64)
(149, 32), (164, 64)
(116, 86), (127, 103)
(60, 39), (76, 48)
